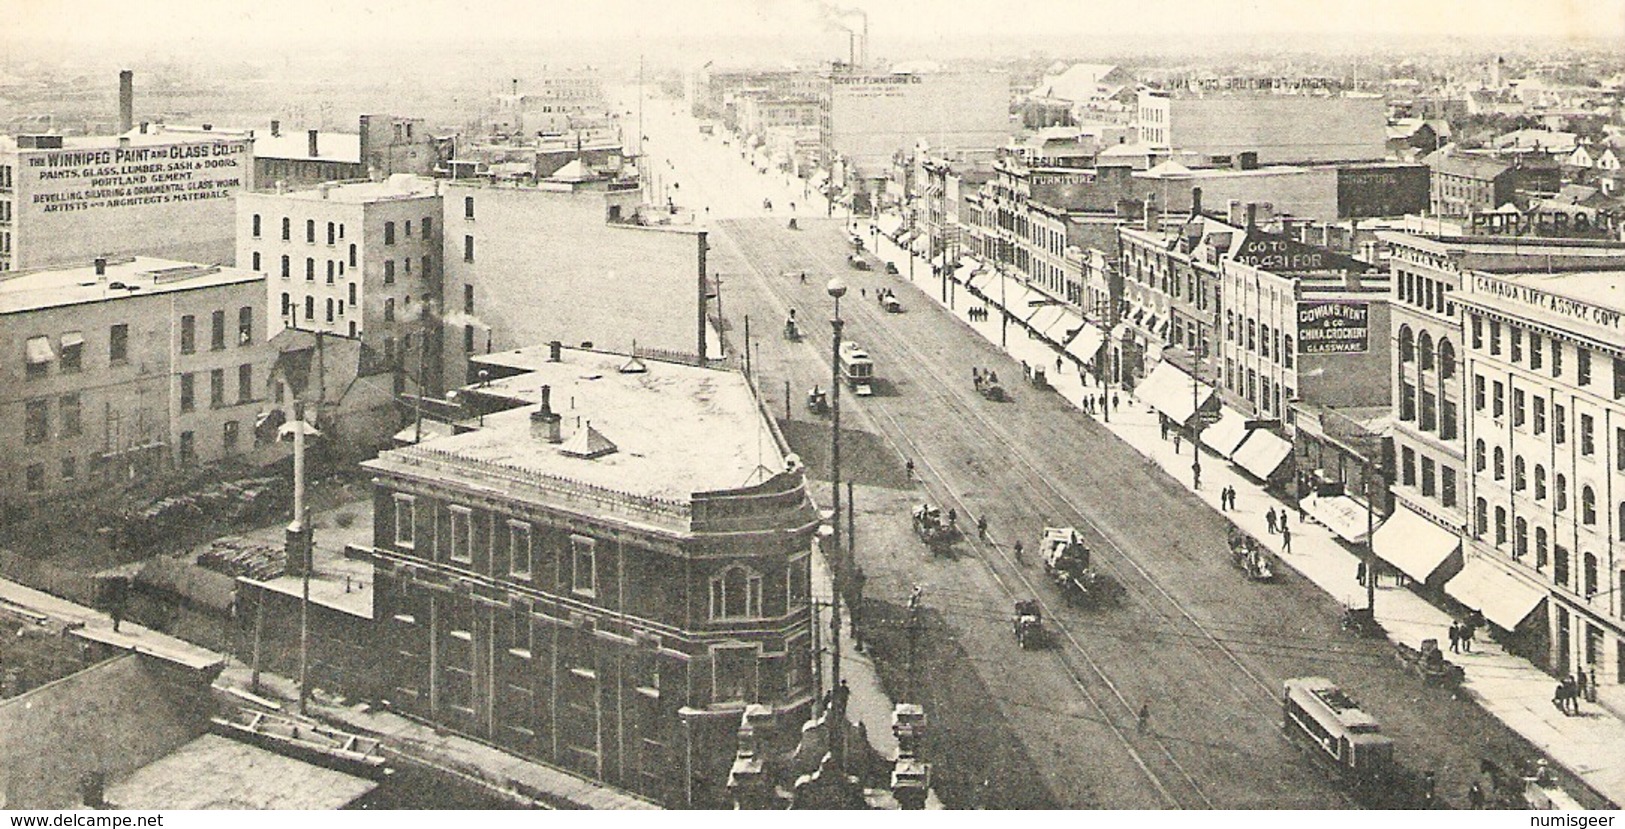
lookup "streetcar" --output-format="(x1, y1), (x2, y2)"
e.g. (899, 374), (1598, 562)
(838, 340), (874, 395)
(1282, 677), (1395, 784)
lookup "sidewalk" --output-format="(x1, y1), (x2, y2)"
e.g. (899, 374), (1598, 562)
(872, 224), (1621, 809)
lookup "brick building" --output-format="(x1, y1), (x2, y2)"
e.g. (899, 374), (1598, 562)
(357, 344), (819, 806)
(1, 256), (278, 505)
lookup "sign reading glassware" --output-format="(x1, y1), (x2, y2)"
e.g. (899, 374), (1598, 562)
(1297, 301), (1369, 354)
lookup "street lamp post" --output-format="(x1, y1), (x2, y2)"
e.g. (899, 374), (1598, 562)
(826, 276), (848, 774)
(1191, 368), (1204, 490)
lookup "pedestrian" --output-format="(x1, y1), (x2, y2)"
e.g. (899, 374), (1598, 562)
(861, 287), (867, 298)
(1589, 667), (1599, 703)
(1159, 419), (1169, 440)
(1172, 433), (1182, 453)
(977, 515), (988, 541)
(800, 271), (807, 284)
(1576, 669), (1588, 704)
(1468, 782), (1485, 809)
(1356, 560), (1367, 587)
(1266, 507), (1278, 534)
(1280, 523), (1291, 553)
(904, 458), (915, 482)
(1112, 393), (1119, 411)
(1136, 703), (1150, 735)
(1554, 681), (1569, 715)
(1448, 622), (1460, 654)
(1461, 621), (1474, 653)
(946, 507), (957, 527)
(1056, 355), (1063, 372)
(1013, 539), (1024, 563)
(1563, 676), (1578, 714)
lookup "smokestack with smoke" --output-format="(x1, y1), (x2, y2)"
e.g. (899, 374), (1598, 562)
(813, 2), (868, 69)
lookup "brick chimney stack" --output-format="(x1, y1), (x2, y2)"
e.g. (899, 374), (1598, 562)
(308, 129), (320, 158)
(118, 70), (134, 134)
(531, 385), (563, 443)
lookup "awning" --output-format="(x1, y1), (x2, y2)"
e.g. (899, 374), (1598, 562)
(1042, 307), (1085, 342)
(968, 268), (997, 294)
(1024, 304), (1068, 338)
(1133, 361), (1212, 424)
(1200, 407), (1253, 458)
(1003, 283), (1046, 317)
(877, 215), (902, 237)
(1372, 504), (1461, 583)
(1300, 494), (1376, 544)
(1233, 429), (1292, 479)
(25, 335), (54, 364)
(1446, 558), (1548, 631)
(953, 259), (978, 284)
(1063, 324), (1105, 364)
(61, 331), (84, 349)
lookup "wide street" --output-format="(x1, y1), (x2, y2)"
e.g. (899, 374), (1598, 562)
(623, 90), (1550, 809)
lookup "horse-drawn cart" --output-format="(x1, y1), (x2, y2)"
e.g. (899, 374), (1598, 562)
(1012, 600), (1047, 649)
(973, 367), (1006, 401)
(1395, 638), (1465, 687)
(911, 503), (958, 555)
(1227, 528), (1275, 581)
(1042, 527), (1118, 607)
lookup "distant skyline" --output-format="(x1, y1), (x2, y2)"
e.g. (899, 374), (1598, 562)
(9, 0), (1625, 52)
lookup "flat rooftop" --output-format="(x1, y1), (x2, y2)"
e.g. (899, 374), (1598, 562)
(1465, 270), (1625, 329)
(255, 174), (440, 204)
(2, 126), (252, 152)
(0, 256), (260, 316)
(370, 347), (785, 508)
(105, 734), (377, 809)
(253, 130), (362, 163)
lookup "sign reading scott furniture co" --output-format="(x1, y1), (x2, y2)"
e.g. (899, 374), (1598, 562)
(1297, 301), (1370, 354)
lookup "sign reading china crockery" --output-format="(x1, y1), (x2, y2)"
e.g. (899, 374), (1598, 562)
(1297, 301), (1369, 354)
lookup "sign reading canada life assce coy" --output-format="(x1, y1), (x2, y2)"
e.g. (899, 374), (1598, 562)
(1297, 301), (1369, 354)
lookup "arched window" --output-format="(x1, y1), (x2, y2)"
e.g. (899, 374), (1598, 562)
(1438, 338), (1456, 379)
(1398, 325), (1415, 363)
(1514, 456), (1526, 490)
(709, 565), (763, 620)
(1474, 439), (1487, 472)
(1493, 446), (1505, 480)
(1536, 527), (1549, 569)
(1556, 474), (1568, 512)
(1418, 330), (1434, 371)
(1474, 498), (1488, 537)
(1514, 517), (1528, 559)
(1619, 502), (1625, 540)
(1535, 464), (1547, 500)
(1583, 552), (1598, 597)
(1582, 486), (1597, 525)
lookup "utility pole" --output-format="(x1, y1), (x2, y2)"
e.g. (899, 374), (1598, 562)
(283, 386), (313, 716)
(1365, 460), (1377, 613)
(827, 277), (848, 773)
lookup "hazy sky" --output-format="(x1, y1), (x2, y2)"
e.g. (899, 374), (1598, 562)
(10, 0), (1624, 48)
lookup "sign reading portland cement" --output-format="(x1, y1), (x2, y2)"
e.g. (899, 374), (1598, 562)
(25, 140), (249, 214)
(1297, 301), (1370, 354)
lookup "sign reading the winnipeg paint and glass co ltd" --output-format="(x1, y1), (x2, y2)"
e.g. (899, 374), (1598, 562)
(1297, 301), (1369, 354)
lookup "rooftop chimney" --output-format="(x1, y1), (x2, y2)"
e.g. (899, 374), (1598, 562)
(549, 340), (562, 362)
(94, 257), (107, 276)
(307, 129), (319, 158)
(139, 121), (148, 134)
(1190, 186), (1202, 218)
(270, 119), (280, 137)
(1227, 199), (1242, 225)
(1142, 197), (1157, 232)
(1246, 202), (1257, 231)
(118, 70), (133, 134)
(530, 385), (563, 443)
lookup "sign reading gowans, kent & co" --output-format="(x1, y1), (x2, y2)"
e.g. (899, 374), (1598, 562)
(1297, 301), (1370, 354)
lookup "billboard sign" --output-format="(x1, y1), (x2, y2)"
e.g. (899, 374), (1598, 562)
(1297, 301), (1369, 354)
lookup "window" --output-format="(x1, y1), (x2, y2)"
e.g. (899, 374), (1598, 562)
(508, 521), (532, 578)
(1510, 328), (1522, 363)
(223, 420), (239, 454)
(1513, 389), (1526, 427)
(281, 217), (291, 241)
(423, 216), (433, 237)
(325, 297), (335, 323)
(178, 430), (195, 466)
(464, 235), (475, 263)
(252, 214), (262, 237)
(1441, 466), (1457, 508)
(60, 332), (82, 373)
(59, 393), (80, 437)
(1582, 486), (1597, 525)
(1439, 338), (1455, 379)
(709, 565), (763, 620)
(1577, 348), (1592, 386)
(239, 306), (253, 345)
(209, 310), (225, 350)
(1515, 517), (1528, 559)
(1555, 404), (1567, 444)
(393, 495), (416, 548)
(1492, 380), (1504, 418)
(1420, 390), (1437, 431)
(1554, 545), (1570, 588)
(405, 220), (413, 238)
(1493, 446), (1505, 481)
(1583, 553), (1598, 598)
(209, 368), (225, 408)
(464, 325), (475, 353)
(1471, 315), (1483, 349)
(1581, 414), (1595, 456)
(570, 535), (596, 596)
(1261, 324), (1271, 359)
(1283, 335), (1294, 368)
(1536, 528), (1549, 570)
(24, 398), (49, 444)
(384, 260), (395, 284)
(305, 219), (315, 244)
(304, 295), (315, 321)
(238, 364), (253, 403)
(179, 373), (195, 412)
(1473, 375), (1485, 411)
(464, 284), (475, 314)
(25, 463), (44, 492)
(348, 244), (357, 268)
(1615, 357), (1625, 401)
(384, 298), (395, 322)
(1474, 497), (1488, 537)
(1536, 465), (1548, 500)
(448, 506), (472, 563)
(1418, 331), (1433, 370)
(280, 255), (290, 279)
(1514, 456), (1526, 491)
(1441, 399), (1458, 441)
(251, 251), (261, 271)
(1474, 439), (1486, 472)
(1489, 320), (1501, 355)
(109, 324), (128, 364)
(464, 196), (475, 219)
(1534, 396), (1546, 435)
(326, 260), (335, 284)
(1557, 474), (1569, 512)
(1402, 447), (1417, 486)
(326, 221), (336, 245)
(1552, 339), (1563, 377)
(1421, 456), (1436, 497)
(384, 221), (396, 245)
(1401, 381), (1416, 421)
(1494, 506), (1507, 546)
(306, 258), (315, 281)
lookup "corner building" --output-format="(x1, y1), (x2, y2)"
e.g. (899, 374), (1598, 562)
(1459, 268), (1625, 686)
(359, 346), (819, 806)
